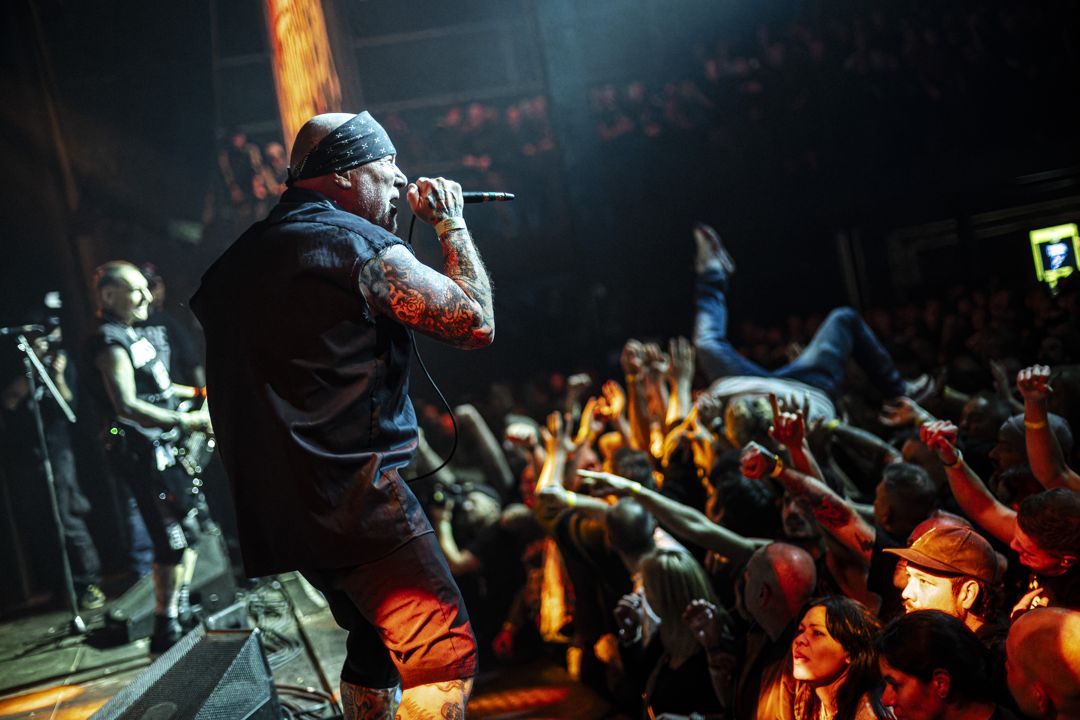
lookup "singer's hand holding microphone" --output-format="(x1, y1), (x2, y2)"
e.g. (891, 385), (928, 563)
(406, 176), (514, 236)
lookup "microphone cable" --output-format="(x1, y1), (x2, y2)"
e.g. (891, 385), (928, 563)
(403, 212), (458, 482)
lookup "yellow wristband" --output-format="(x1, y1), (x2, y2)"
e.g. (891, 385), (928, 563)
(770, 456), (785, 477)
(629, 481), (642, 495)
(825, 418), (841, 432)
(436, 216), (467, 236)
(1024, 419), (1048, 430)
(565, 492), (577, 507)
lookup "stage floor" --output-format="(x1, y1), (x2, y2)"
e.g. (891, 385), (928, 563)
(0, 574), (612, 719)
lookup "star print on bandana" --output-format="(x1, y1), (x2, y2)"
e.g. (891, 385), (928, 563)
(287, 111), (397, 186)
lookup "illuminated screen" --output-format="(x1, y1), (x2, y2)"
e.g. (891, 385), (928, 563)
(1030, 223), (1080, 289)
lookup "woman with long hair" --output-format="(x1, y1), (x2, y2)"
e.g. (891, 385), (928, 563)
(791, 596), (886, 720)
(637, 548), (731, 718)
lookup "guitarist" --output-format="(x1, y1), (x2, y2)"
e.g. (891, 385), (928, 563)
(85, 260), (211, 653)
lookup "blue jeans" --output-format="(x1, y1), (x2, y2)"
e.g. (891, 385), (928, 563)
(693, 269), (905, 398)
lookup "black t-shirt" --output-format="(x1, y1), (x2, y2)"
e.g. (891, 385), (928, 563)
(137, 308), (201, 386)
(190, 188), (429, 577)
(84, 317), (177, 444)
(645, 649), (725, 717)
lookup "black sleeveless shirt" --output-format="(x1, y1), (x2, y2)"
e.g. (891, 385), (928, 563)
(191, 188), (429, 577)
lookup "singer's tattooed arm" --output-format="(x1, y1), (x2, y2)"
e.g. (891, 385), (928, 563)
(361, 238), (494, 349)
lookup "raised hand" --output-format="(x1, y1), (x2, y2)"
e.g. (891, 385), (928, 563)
(920, 420), (960, 465)
(577, 468), (636, 496)
(668, 336), (695, 384)
(541, 411), (565, 454)
(1016, 365), (1053, 402)
(572, 397), (605, 447)
(644, 342), (671, 379)
(683, 598), (728, 652)
(597, 380), (626, 420)
(620, 339), (645, 377)
(505, 421), (539, 449)
(661, 407), (715, 471)
(768, 393), (805, 449)
(739, 441), (779, 480)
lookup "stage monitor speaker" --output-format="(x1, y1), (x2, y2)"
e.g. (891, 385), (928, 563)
(104, 525), (237, 645)
(91, 627), (282, 719)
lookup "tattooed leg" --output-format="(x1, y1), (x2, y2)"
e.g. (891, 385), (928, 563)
(340, 680), (401, 720)
(396, 678), (474, 720)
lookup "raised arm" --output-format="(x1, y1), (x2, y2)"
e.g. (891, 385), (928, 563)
(454, 403), (515, 498)
(1017, 365), (1080, 492)
(597, 379), (633, 446)
(741, 441), (876, 564)
(360, 176), (494, 349)
(535, 412), (568, 494)
(431, 499), (482, 575)
(578, 469), (764, 568)
(768, 395), (825, 482)
(621, 340), (654, 452)
(920, 420), (1017, 544)
(665, 336), (695, 426)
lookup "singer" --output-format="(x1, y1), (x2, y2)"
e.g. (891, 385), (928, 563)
(190, 111), (493, 719)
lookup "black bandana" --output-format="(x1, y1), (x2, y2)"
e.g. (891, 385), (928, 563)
(287, 112), (396, 186)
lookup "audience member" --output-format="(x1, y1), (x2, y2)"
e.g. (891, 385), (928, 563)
(791, 596), (885, 720)
(1006, 607), (1080, 719)
(878, 610), (1018, 720)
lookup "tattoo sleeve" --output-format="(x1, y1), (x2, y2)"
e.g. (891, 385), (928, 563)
(778, 467), (875, 563)
(361, 236), (494, 349)
(340, 682), (398, 720)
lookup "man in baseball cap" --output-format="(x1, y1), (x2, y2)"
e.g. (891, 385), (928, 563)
(886, 525), (1003, 635)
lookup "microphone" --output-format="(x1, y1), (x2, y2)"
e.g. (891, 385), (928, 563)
(462, 191), (515, 203)
(0, 324), (46, 336)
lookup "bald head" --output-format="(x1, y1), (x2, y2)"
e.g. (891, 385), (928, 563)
(93, 260), (141, 292)
(290, 113), (357, 168)
(1007, 608), (1080, 718)
(744, 542), (817, 640)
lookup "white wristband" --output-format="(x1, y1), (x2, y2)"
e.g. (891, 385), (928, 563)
(436, 216), (467, 237)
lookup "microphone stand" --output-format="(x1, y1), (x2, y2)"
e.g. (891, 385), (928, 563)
(13, 333), (84, 634)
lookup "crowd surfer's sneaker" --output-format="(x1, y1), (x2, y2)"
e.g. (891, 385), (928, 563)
(149, 614), (183, 655)
(693, 222), (736, 276)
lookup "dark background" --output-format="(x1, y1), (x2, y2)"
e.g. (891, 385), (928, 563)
(3, 0), (1080, 392)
